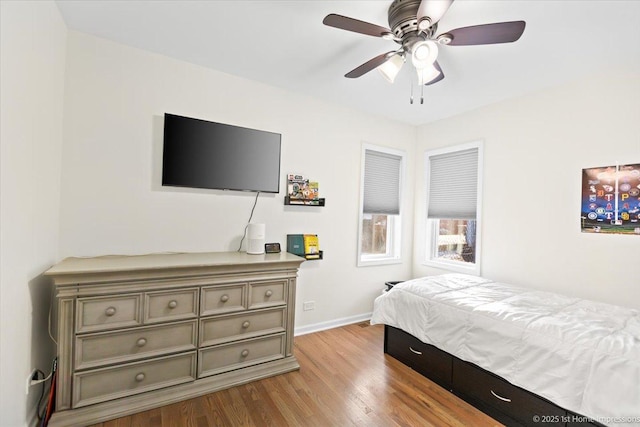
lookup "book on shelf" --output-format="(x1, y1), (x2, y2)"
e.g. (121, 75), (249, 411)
(286, 234), (305, 256)
(303, 234), (320, 259)
(309, 182), (319, 200)
(287, 173), (319, 201)
(287, 173), (308, 199)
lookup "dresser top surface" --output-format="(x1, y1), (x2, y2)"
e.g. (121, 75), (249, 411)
(46, 251), (304, 277)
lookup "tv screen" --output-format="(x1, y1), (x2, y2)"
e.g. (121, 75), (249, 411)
(162, 113), (281, 193)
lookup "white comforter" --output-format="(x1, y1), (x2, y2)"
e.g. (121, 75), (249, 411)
(370, 274), (640, 427)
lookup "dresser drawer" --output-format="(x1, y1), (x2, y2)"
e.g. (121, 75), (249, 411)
(385, 326), (452, 390)
(200, 307), (285, 347)
(76, 294), (142, 333)
(453, 358), (565, 427)
(72, 352), (196, 408)
(198, 333), (285, 378)
(75, 320), (197, 370)
(248, 280), (286, 309)
(201, 284), (246, 316)
(144, 288), (198, 323)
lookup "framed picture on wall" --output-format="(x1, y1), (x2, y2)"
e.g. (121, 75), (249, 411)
(581, 163), (640, 235)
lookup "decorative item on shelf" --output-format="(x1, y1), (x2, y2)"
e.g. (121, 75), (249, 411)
(287, 234), (324, 260)
(264, 242), (281, 253)
(287, 173), (310, 199)
(285, 173), (325, 206)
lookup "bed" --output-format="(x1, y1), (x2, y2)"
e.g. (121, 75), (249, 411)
(370, 274), (640, 427)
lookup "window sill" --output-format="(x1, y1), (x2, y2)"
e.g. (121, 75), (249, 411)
(422, 259), (479, 275)
(358, 258), (402, 268)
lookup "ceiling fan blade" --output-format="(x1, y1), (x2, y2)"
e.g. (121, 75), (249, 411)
(442, 21), (526, 46)
(323, 14), (392, 38)
(425, 61), (445, 85)
(417, 0), (454, 29)
(345, 52), (396, 78)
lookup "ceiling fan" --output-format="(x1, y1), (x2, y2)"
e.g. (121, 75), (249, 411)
(323, 0), (525, 99)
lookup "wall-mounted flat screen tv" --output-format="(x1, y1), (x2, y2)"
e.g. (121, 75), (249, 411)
(162, 113), (281, 193)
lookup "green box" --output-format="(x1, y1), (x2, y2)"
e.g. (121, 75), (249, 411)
(286, 234), (305, 256)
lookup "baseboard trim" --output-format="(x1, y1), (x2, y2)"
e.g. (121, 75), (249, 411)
(294, 312), (372, 336)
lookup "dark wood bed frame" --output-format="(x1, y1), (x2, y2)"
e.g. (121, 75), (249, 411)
(384, 325), (604, 427)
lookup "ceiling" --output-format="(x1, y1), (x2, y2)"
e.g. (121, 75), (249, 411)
(55, 0), (640, 126)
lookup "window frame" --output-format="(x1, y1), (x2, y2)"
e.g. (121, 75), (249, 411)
(423, 141), (483, 275)
(357, 143), (405, 267)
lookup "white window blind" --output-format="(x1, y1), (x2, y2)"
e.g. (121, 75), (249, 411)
(427, 147), (478, 219)
(363, 149), (401, 215)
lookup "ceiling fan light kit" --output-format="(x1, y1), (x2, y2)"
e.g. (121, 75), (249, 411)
(416, 63), (441, 86)
(378, 53), (406, 83)
(411, 40), (438, 68)
(323, 0), (526, 103)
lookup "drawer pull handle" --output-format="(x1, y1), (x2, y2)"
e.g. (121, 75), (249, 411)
(490, 390), (512, 403)
(409, 346), (422, 355)
(220, 294), (229, 303)
(136, 338), (147, 347)
(240, 349), (249, 358)
(167, 300), (178, 309)
(135, 373), (145, 382)
(104, 306), (117, 317)
(242, 321), (250, 329)
(265, 290), (273, 298)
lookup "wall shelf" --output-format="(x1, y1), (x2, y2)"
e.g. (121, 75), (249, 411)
(287, 251), (323, 261)
(284, 197), (325, 207)
(302, 251), (323, 261)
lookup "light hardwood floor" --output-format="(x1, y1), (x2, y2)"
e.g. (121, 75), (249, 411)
(88, 323), (502, 426)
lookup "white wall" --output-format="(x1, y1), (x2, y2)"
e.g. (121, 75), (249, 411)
(59, 31), (416, 331)
(0, 1), (67, 426)
(413, 68), (640, 309)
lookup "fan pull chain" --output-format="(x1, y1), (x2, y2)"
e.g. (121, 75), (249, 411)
(410, 79), (414, 104)
(421, 82), (424, 104)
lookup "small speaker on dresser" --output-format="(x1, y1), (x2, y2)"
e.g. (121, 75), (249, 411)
(247, 223), (265, 254)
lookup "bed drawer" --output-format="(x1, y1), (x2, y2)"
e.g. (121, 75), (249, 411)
(566, 412), (606, 427)
(452, 358), (565, 427)
(200, 307), (286, 347)
(384, 326), (452, 390)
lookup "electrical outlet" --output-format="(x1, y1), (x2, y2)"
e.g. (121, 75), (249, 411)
(26, 369), (37, 395)
(303, 301), (315, 311)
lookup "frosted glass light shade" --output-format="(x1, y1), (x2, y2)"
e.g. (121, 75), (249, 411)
(416, 63), (441, 85)
(377, 54), (404, 83)
(411, 40), (438, 69)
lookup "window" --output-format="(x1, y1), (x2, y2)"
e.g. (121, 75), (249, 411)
(358, 144), (405, 266)
(424, 141), (482, 274)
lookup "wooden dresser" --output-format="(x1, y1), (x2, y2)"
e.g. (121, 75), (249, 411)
(45, 251), (304, 427)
